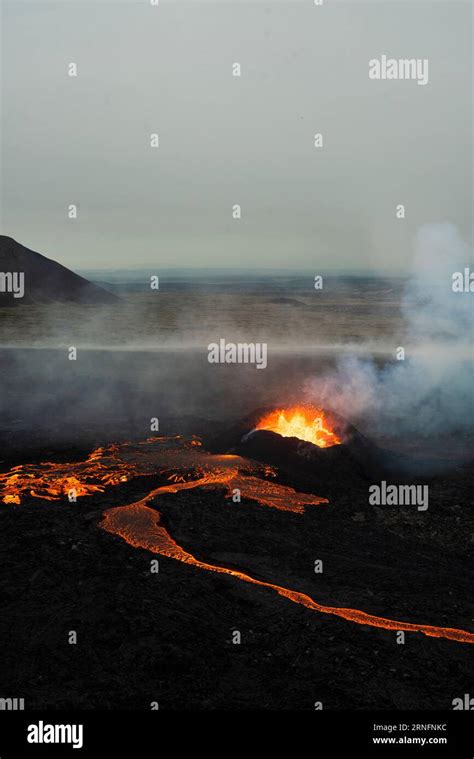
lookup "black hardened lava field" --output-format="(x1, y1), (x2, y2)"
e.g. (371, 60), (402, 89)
(1, 378), (473, 713)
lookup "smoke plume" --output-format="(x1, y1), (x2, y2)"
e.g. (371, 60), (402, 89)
(305, 223), (474, 439)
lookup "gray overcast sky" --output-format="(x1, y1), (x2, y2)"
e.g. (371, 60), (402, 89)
(1, 0), (472, 271)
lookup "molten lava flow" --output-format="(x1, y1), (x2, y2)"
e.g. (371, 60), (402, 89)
(0, 436), (326, 512)
(2, 435), (473, 645)
(0, 447), (142, 504)
(101, 500), (474, 645)
(256, 406), (341, 448)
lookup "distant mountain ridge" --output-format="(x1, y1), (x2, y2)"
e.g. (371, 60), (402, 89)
(0, 237), (119, 305)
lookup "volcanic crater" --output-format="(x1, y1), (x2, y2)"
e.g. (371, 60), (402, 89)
(0, 404), (473, 709)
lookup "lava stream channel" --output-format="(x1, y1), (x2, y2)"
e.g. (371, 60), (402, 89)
(100, 476), (474, 646)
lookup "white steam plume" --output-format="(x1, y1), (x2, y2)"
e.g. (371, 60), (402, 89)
(305, 223), (474, 438)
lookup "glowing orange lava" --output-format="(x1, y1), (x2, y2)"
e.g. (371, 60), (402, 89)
(101, 499), (474, 646)
(2, 435), (473, 645)
(256, 406), (341, 448)
(0, 444), (143, 504)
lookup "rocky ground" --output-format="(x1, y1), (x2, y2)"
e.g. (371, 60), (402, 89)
(0, 423), (472, 711)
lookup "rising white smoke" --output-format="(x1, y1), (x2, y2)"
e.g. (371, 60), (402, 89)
(305, 223), (474, 439)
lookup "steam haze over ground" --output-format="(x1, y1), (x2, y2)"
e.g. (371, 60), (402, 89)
(0, 0), (472, 459)
(305, 224), (474, 439)
(0, 224), (472, 465)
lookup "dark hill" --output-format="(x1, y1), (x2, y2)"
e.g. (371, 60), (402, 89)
(0, 237), (119, 305)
